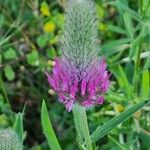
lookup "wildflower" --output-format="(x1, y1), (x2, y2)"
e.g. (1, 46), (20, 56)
(46, 0), (110, 111)
(40, 2), (50, 17)
(99, 23), (107, 32)
(116, 104), (125, 112)
(43, 21), (56, 33)
(97, 5), (105, 19)
(0, 114), (9, 127)
(134, 110), (141, 119)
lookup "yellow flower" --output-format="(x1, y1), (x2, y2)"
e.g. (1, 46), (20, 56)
(44, 21), (56, 33)
(97, 5), (105, 19)
(99, 23), (107, 31)
(116, 104), (125, 112)
(134, 110), (141, 119)
(0, 114), (9, 127)
(40, 2), (50, 16)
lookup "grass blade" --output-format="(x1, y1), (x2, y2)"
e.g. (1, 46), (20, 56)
(107, 25), (126, 34)
(109, 0), (141, 21)
(108, 135), (129, 150)
(141, 70), (150, 98)
(14, 112), (24, 143)
(41, 100), (61, 150)
(102, 38), (130, 57)
(118, 65), (132, 99)
(91, 99), (150, 143)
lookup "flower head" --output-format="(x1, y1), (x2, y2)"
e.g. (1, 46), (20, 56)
(44, 21), (56, 33)
(40, 2), (50, 17)
(46, 0), (110, 111)
(46, 58), (109, 111)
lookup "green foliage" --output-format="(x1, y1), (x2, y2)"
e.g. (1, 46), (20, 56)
(0, 54), (2, 63)
(141, 70), (150, 98)
(27, 50), (39, 66)
(37, 34), (50, 48)
(91, 99), (149, 143)
(14, 113), (24, 143)
(0, 114), (10, 128)
(4, 48), (17, 60)
(47, 48), (56, 59)
(138, 128), (150, 148)
(4, 65), (15, 81)
(41, 100), (61, 150)
(0, 0), (150, 149)
(108, 135), (129, 150)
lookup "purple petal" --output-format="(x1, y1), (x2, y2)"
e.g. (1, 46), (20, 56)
(81, 99), (94, 107)
(81, 79), (86, 96)
(88, 81), (96, 96)
(96, 96), (104, 104)
(70, 86), (75, 98)
(65, 100), (74, 112)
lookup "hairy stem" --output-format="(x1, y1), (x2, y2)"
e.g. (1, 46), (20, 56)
(73, 104), (93, 150)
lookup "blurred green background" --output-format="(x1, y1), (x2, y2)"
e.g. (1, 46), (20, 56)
(0, 0), (150, 149)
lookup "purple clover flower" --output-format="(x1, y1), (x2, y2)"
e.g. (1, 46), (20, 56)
(46, 0), (110, 111)
(46, 57), (110, 111)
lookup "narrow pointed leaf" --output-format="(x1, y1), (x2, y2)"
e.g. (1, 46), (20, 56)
(141, 70), (150, 98)
(108, 135), (129, 150)
(41, 100), (61, 150)
(14, 113), (24, 143)
(91, 99), (150, 142)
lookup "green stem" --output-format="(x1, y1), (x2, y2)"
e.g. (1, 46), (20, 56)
(73, 104), (93, 150)
(133, 46), (141, 91)
(0, 73), (11, 110)
(133, 29), (144, 92)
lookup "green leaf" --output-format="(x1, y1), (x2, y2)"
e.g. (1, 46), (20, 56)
(41, 100), (61, 150)
(129, 35), (142, 59)
(0, 94), (5, 102)
(107, 25), (126, 35)
(141, 70), (150, 98)
(109, 0), (141, 21)
(37, 34), (50, 48)
(4, 65), (15, 81)
(27, 50), (39, 66)
(47, 48), (56, 59)
(108, 135), (129, 150)
(118, 65), (132, 99)
(91, 99), (150, 143)
(14, 113), (24, 143)
(0, 54), (2, 64)
(105, 92), (126, 103)
(102, 38), (130, 57)
(122, 12), (134, 40)
(144, 55), (150, 70)
(112, 65), (132, 99)
(138, 128), (150, 147)
(4, 48), (17, 59)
